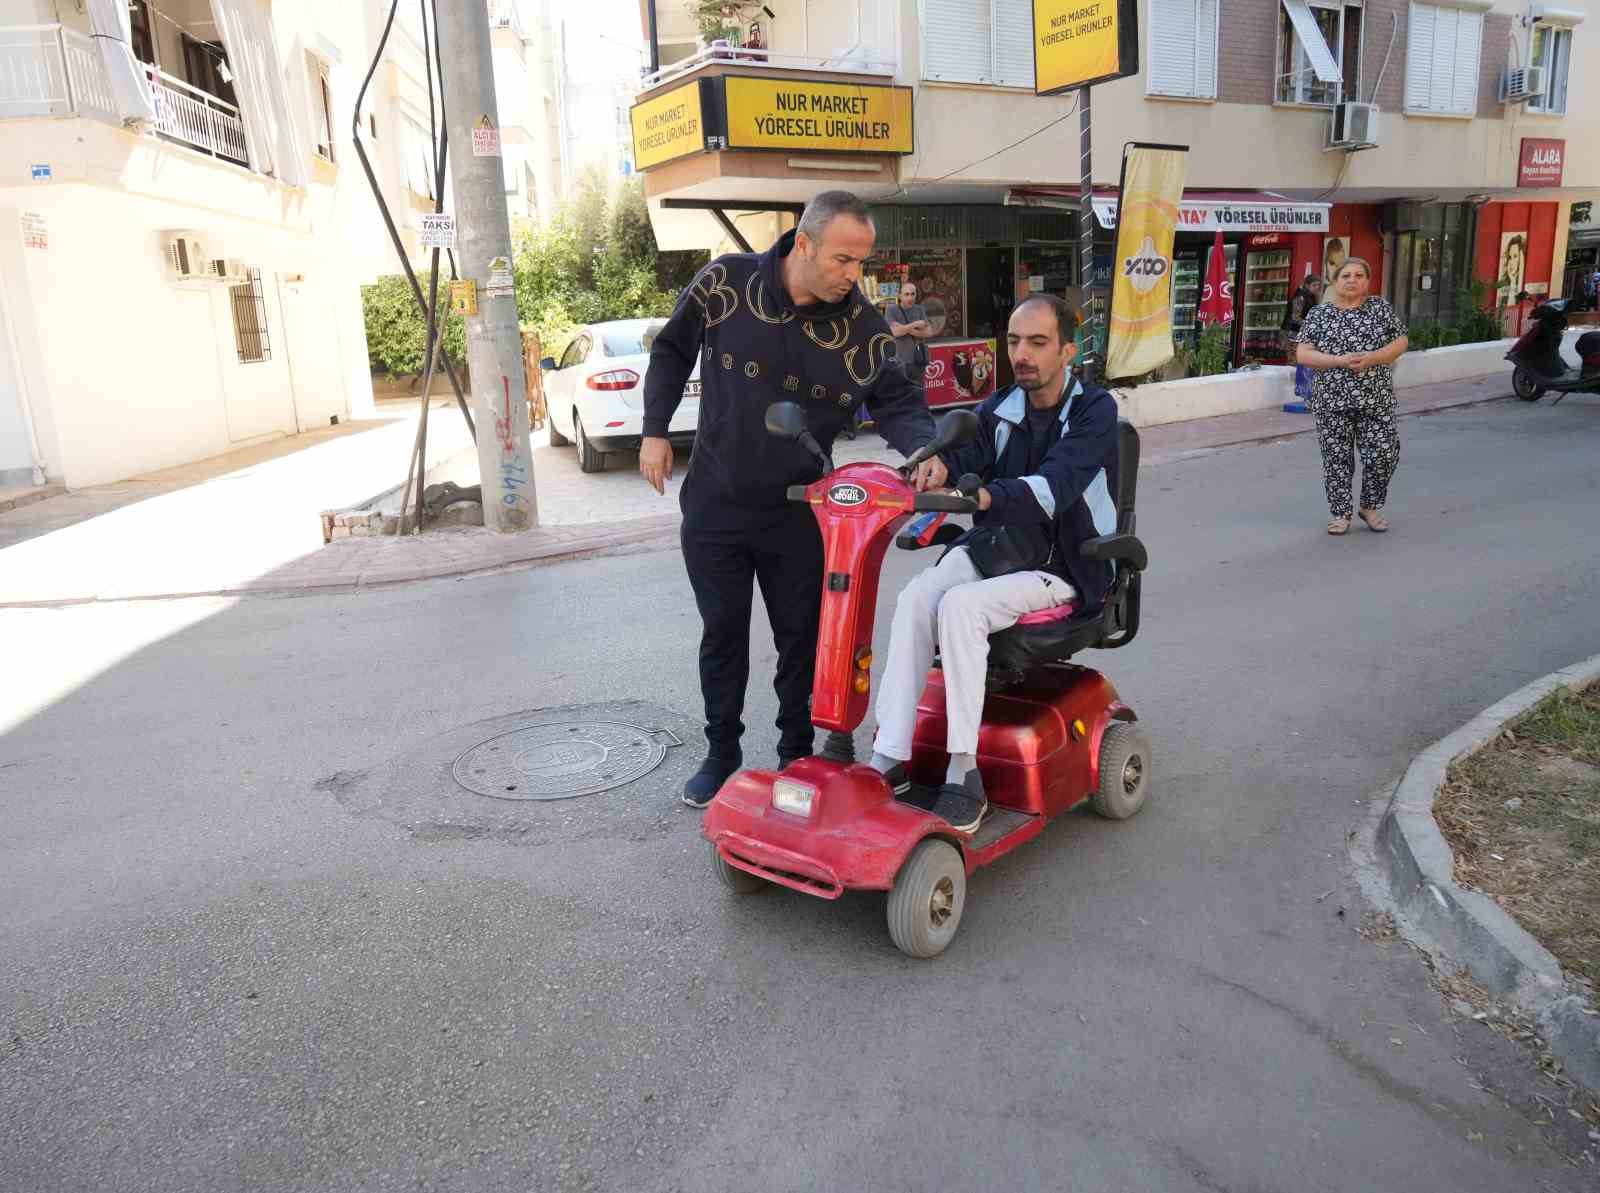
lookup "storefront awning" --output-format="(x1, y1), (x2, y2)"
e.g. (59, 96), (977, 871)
(1006, 188), (1331, 234)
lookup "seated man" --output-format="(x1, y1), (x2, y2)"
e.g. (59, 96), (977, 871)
(869, 294), (1120, 832)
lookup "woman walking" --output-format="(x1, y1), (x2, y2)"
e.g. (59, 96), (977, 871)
(1294, 258), (1409, 535)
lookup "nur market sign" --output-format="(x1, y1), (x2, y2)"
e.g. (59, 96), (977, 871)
(1091, 195), (1328, 234)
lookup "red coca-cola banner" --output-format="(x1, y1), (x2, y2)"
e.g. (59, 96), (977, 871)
(923, 339), (998, 408)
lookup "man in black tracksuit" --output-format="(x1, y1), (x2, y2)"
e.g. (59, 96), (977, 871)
(640, 191), (940, 805)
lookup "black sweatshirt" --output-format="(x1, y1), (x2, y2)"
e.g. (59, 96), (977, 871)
(643, 231), (935, 522)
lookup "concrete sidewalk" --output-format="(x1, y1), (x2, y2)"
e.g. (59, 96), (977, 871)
(0, 372), (1516, 606)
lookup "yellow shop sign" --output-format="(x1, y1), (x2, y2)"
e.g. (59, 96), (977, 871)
(630, 81), (705, 170)
(1033, 0), (1139, 95)
(723, 77), (913, 154)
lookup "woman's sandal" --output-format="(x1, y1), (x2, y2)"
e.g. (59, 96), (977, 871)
(1327, 516), (1351, 535)
(1358, 508), (1389, 533)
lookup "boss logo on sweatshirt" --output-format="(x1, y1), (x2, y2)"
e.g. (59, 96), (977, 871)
(828, 483), (868, 507)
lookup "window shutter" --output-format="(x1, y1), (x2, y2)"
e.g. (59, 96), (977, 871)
(994, 0), (1035, 88)
(1428, 6), (1458, 111)
(923, 0), (992, 83)
(1195, 0), (1218, 98)
(1404, 2), (1435, 110)
(1449, 8), (1482, 114)
(1148, 0), (1199, 96)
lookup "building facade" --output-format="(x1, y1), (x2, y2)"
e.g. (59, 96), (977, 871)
(630, 0), (1597, 389)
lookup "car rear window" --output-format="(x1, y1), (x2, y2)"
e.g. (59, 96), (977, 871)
(602, 325), (666, 356)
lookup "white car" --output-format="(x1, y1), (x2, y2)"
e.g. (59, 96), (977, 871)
(541, 319), (700, 473)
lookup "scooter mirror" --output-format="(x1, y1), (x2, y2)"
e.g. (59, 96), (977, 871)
(921, 409), (980, 459)
(765, 401), (808, 440)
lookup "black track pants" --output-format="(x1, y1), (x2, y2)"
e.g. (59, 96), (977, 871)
(680, 506), (824, 760)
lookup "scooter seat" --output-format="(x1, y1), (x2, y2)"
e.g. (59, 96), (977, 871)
(1014, 601), (1079, 626)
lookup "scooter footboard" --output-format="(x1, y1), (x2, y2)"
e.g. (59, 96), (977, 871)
(715, 832), (846, 900)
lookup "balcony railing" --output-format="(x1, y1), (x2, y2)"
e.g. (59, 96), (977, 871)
(146, 65), (248, 165)
(0, 24), (247, 168)
(638, 44), (897, 93)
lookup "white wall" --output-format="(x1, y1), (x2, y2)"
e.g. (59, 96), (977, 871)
(0, 278), (33, 482)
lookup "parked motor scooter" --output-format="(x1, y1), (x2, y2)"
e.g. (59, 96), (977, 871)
(1506, 298), (1600, 404)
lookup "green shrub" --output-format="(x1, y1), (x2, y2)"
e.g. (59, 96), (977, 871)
(360, 274), (466, 377)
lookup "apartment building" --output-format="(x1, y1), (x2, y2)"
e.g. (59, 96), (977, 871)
(0, 0), (567, 493)
(630, 0), (1596, 388)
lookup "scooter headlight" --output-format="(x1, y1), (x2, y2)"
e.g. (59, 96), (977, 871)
(772, 778), (817, 818)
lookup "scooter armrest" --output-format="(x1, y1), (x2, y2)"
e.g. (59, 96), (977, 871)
(1081, 533), (1148, 571)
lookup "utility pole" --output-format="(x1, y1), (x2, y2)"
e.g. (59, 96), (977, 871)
(435, 0), (537, 531)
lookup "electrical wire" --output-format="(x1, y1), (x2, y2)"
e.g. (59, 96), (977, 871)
(887, 92), (1082, 202)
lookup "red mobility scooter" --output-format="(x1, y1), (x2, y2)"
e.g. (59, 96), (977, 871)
(702, 402), (1151, 958)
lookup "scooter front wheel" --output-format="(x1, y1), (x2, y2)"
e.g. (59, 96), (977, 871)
(886, 839), (966, 958)
(1513, 367), (1545, 402)
(711, 843), (769, 895)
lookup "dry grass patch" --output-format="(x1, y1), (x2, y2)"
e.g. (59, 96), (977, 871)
(1435, 685), (1600, 989)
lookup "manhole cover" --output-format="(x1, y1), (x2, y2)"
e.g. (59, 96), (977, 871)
(452, 720), (682, 802)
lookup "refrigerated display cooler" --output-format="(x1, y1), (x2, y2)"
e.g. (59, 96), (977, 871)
(1171, 250), (1200, 348)
(1240, 238), (1293, 363)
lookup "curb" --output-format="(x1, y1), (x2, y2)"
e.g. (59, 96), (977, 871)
(1376, 652), (1600, 1096)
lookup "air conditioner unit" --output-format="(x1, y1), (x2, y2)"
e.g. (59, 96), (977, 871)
(204, 257), (251, 286)
(164, 232), (210, 286)
(1326, 102), (1380, 151)
(1500, 66), (1547, 104)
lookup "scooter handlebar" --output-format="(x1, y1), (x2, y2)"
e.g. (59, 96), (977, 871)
(912, 491), (979, 513)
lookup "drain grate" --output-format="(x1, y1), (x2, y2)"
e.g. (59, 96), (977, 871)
(452, 720), (682, 802)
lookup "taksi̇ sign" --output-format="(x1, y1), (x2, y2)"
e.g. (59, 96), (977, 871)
(722, 77), (913, 154)
(629, 80), (706, 170)
(1033, 0), (1139, 95)
(1518, 138), (1564, 188)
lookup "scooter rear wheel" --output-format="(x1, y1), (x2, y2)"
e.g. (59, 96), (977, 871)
(1513, 367), (1545, 402)
(711, 844), (769, 894)
(886, 839), (966, 959)
(1092, 722), (1152, 820)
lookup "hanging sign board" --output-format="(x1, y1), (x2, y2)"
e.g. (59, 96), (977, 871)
(419, 212), (456, 249)
(1518, 138), (1564, 188)
(722, 77), (914, 154)
(629, 80), (707, 170)
(1033, 0), (1140, 95)
(472, 115), (501, 158)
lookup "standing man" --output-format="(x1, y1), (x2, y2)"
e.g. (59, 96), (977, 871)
(641, 191), (942, 807)
(884, 281), (933, 384)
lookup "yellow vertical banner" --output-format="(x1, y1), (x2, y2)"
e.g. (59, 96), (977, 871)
(1105, 145), (1188, 380)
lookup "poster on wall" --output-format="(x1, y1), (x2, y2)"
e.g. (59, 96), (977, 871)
(924, 340), (997, 408)
(900, 248), (964, 339)
(1322, 237), (1349, 284)
(1497, 230), (1528, 307)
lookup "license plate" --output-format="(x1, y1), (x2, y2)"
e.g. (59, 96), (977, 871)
(683, 380), (701, 399)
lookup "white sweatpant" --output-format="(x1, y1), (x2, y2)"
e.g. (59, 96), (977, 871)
(873, 547), (1075, 760)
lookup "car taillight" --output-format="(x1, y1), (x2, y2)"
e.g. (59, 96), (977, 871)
(586, 370), (640, 391)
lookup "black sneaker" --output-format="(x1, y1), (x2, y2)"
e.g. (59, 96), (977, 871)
(878, 762), (912, 796)
(683, 755), (741, 809)
(930, 770), (987, 834)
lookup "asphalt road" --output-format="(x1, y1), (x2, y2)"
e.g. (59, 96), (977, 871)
(3, 398), (1598, 1192)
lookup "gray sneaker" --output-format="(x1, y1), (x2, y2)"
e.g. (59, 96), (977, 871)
(930, 769), (987, 834)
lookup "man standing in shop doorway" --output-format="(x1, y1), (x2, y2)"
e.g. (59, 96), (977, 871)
(885, 282), (933, 385)
(1284, 273), (1324, 402)
(640, 191), (942, 808)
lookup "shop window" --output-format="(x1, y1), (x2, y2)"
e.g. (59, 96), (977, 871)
(1404, 2), (1484, 116)
(1277, 0), (1362, 107)
(1527, 24), (1572, 115)
(307, 53), (337, 163)
(230, 269), (272, 365)
(1148, 0), (1218, 99)
(922, 0), (1035, 87)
